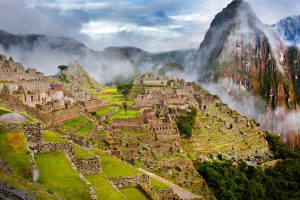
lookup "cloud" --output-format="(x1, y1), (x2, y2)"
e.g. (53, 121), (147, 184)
(0, 0), (299, 52)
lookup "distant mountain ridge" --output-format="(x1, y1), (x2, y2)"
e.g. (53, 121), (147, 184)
(0, 29), (196, 83)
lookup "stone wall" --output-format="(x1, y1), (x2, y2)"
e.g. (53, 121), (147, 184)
(112, 118), (143, 132)
(79, 99), (104, 112)
(0, 182), (34, 200)
(42, 105), (81, 127)
(36, 142), (72, 153)
(155, 188), (181, 200)
(73, 156), (102, 174)
(109, 174), (149, 188)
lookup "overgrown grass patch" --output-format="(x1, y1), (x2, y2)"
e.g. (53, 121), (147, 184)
(0, 130), (32, 179)
(74, 121), (94, 137)
(35, 152), (90, 199)
(73, 145), (95, 159)
(121, 131), (145, 135)
(120, 187), (148, 200)
(110, 108), (139, 119)
(0, 107), (12, 115)
(91, 148), (141, 178)
(94, 106), (118, 116)
(85, 174), (125, 200)
(60, 117), (86, 132)
(43, 130), (67, 143)
(150, 178), (170, 191)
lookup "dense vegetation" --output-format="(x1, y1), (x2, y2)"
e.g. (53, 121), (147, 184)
(197, 133), (300, 200)
(176, 107), (197, 137)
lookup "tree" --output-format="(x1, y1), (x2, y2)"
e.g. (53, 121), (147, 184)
(117, 81), (133, 115)
(176, 107), (197, 137)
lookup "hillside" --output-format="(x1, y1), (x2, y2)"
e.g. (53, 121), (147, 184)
(193, 0), (300, 144)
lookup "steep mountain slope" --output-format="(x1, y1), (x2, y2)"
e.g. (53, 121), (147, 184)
(194, 0), (300, 110)
(0, 29), (196, 83)
(193, 0), (300, 144)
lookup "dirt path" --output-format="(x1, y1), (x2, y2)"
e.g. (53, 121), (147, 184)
(138, 168), (203, 200)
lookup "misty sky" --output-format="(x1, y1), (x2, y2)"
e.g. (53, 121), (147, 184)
(0, 0), (299, 52)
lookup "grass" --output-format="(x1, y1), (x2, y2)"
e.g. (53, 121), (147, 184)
(96, 130), (108, 135)
(0, 107), (11, 115)
(20, 112), (40, 123)
(0, 130), (32, 179)
(0, 170), (59, 200)
(60, 117), (86, 132)
(110, 108), (139, 119)
(85, 174), (125, 200)
(93, 139), (109, 148)
(35, 152), (90, 199)
(120, 187), (148, 200)
(150, 178), (170, 191)
(94, 106), (118, 116)
(121, 131), (145, 135)
(91, 148), (141, 178)
(74, 121), (94, 137)
(43, 130), (67, 143)
(73, 145), (95, 159)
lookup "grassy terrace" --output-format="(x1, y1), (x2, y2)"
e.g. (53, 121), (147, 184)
(121, 131), (145, 135)
(120, 187), (148, 200)
(43, 130), (67, 143)
(91, 148), (141, 178)
(35, 152), (90, 199)
(94, 106), (118, 116)
(85, 174), (125, 200)
(59, 117), (87, 132)
(74, 121), (94, 137)
(0, 107), (11, 115)
(150, 177), (170, 191)
(110, 108), (139, 119)
(0, 130), (32, 179)
(73, 145), (95, 159)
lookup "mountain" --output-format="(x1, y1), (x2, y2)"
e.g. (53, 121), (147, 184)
(0, 29), (196, 83)
(194, 0), (300, 109)
(273, 15), (300, 46)
(193, 0), (300, 141)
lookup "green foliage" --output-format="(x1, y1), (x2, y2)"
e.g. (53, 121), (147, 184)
(117, 81), (133, 101)
(110, 108), (139, 119)
(176, 107), (197, 137)
(197, 133), (300, 200)
(58, 74), (69, 83)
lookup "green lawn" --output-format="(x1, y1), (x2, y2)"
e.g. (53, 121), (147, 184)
(121, 131), (145, 135)
(60, 117), (86, 132)
(150, 178), (170, 191)
(110, 109), (139, 119)
(73, 145), (95, 159)
(85, 174), (125, 200)
(74, 121), (94, 137)
(0, 130), (32, 179)
(94, 106), (118, 116)
(35, 152), (90, 199)
(43, 130), (67, 143)
(0, 107), (11, 115)
(91, 148), (141, 178)
(120, 187), (148, 200)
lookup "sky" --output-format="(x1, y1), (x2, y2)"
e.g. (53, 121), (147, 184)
(0, 0), (299, 52)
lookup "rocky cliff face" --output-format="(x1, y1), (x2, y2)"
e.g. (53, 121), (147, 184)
(193, 0), (300, 145)
(194, 0), (300, 110)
